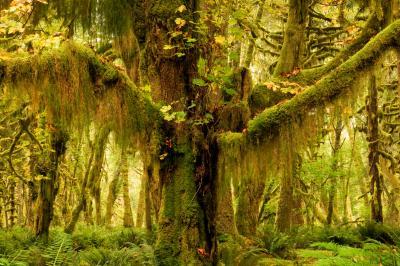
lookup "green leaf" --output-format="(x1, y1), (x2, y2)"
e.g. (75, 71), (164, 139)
(174, 111), (186, 123)
(224, 88), (237, 96)
(193, 78), (207, 87)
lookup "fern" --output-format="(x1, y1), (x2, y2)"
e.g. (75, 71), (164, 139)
(42, 231), (74, 266)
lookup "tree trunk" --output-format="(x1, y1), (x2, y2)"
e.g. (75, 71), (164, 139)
(366, 74), (383, 223)
(122, 153), (134, 227)
(275, 125), (296, 232)
(88, 127), (110, 226)
(136, 179), (145, 228)
(327, 117), (343, 226)
(64, 145), (94, 233)
(244, 0), (266, 68)
(273, 0), (309, 76)
(34, 129), (68, 239)
(104, 149), (124, 226)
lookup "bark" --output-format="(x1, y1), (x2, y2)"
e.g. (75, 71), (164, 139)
(327, 118), (343, 226)
(136, 180), (145, 228)
(366, 74), (383, 223)
(122, 152), (134, 227)
(275, 125), (295, 232)
(88, 127), (110, 225)
(273, 0), (309, 77)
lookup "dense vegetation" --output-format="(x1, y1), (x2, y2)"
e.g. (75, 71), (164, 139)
(0, 0), (399, 265)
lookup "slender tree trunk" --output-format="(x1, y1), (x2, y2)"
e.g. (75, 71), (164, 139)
(122, 153), (134, 227)
(244, 0), (266, 68)
(275, 124), (295, 232)
(327, 118), (343, 226)
(367, 75), (383, 223)
(136, 180), (145, 228)
(88, 127), (110, 225)
(64, 145), (94, 233)
(104, 149), (124, 226)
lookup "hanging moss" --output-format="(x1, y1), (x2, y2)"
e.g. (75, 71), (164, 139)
(0, 41), (160, 144)
(247, 19), (400, 143)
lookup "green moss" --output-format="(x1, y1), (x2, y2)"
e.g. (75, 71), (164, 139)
(248, 84), (292, 115)
(155, 143), (201, 265)
(1, 41), (160, 144)
(247, 19), (400, 144)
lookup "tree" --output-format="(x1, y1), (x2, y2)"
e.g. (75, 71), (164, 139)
(2, 0), (400, 264)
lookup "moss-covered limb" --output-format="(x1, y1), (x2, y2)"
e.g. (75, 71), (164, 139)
(0, 41), (160, 138)
(292, 1), (393, 85)
(247, 19), (400, 143)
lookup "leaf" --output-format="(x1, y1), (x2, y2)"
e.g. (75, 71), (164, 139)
(163, 44), (176, 50)
(193, 78), (207, 87)
(160, 105), (172, 113)
(177, 5), (187, 13)
(186, 37), (197, 43)
(175, 52), (185, 57)
(159, 153), (168, 160)
(174, 111), (186, 123)
(224, 88), (237, 96)
(214, 35), (226, 45)
(175, 18), (186, 28)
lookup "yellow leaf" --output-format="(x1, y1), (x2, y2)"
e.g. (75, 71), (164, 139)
(177, 5), (186, 13)
(214, 35), (225, 45)
(175, 18), (186, 28)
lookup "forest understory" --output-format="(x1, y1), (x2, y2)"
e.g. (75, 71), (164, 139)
(0, 0), (400, 265)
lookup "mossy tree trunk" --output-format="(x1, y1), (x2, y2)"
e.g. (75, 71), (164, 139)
(366, 75), (383, 223)
(122, 152), (134, 227)
(88, 127), (110, 226)
(326, 117), (343, 226)
(104, 149), (124, 226)
(273, 0), (309, 77)
(275, 125), (296, 232)
(34, 128), (68, 239)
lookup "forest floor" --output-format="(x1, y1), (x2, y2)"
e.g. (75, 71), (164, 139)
(0, 223), (399, 265)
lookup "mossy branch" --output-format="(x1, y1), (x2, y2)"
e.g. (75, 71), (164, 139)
(222, 19), (400, 145)
(0, 41), (160, 139)
(293, 10), (390, 85)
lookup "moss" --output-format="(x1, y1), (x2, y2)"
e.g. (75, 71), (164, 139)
(1, 41), (160, 144)
(247, 19), (400, 143)
(217, 101), (250, 132)
(155, 143), (202, 265)
(248, 84), (293, 115)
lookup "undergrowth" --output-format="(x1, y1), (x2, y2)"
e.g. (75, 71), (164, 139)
(0, 225), (155, 266)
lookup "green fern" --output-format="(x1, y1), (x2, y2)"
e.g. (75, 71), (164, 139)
(42, 231), (74, 266)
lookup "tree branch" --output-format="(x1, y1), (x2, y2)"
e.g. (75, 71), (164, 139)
(220, 19), (400, 146)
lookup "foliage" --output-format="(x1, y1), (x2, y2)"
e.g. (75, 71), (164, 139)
(0, 226), (155, 266)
